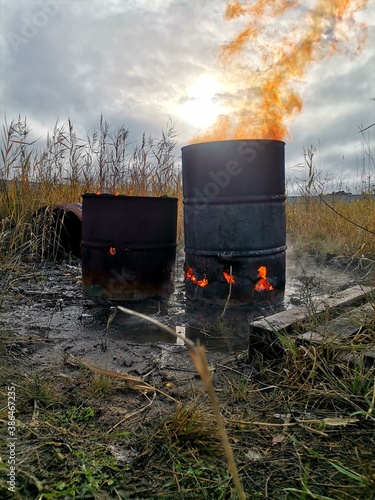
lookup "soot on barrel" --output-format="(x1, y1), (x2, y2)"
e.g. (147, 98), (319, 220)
(182, 139), (286, 306)
(81, 194), (178, 300)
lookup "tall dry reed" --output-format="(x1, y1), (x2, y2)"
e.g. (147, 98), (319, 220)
(0, 116), (182, 264)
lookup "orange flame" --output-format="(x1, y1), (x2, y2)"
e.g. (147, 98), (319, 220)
(109, 247), (116, 255)
(223, 271), (235, 284)
(185, 267), (209, 287)
(192, 0), (368, 143)
(254, 265), (274, 291)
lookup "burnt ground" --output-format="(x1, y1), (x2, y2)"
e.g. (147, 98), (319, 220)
(0, 245), (374, 499)
(0, 246), (365, 373)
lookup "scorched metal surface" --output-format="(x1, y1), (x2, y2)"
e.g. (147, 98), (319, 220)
(182, 139), (286, 306)
(81, 194), (178, 300)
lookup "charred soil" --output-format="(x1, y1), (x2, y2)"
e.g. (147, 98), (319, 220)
(1, 250), (375, 499)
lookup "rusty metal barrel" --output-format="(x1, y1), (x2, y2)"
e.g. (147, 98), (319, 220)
(81, 194), (178, 300)
(182, 139), (286, 305)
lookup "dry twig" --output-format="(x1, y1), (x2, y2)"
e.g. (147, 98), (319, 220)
(117, 305), (246, 500)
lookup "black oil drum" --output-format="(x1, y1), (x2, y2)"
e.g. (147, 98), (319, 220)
(81, 194), (178, 300)
(182, 139), (286, 306)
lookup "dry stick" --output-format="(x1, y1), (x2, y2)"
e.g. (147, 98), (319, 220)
(18, 469), (44, 493)
(107, 393), (156, 434)
(113, 488), (123, 500)
(117, 305), (246, 500)
(367, 376), (375, 419)
(30, 399), (39, 428)
(67, 354), (176, 401)
(0, 418), (41, 439)
(235, 419), (328, 437)
(220, 264), (233, 319)
(102, 307), (118, 350)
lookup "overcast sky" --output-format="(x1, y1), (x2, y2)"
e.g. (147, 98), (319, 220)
(1, 0), (374, 192)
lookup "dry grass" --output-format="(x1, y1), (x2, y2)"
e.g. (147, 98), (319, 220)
(241, 327), (375, 498)
(1, 310), (374, 498)
(0, 116), (183, 267)
(287, 196), (375, 258)
(0, 118), (375, 498)
(286, 138), (375, 261)
(1, 116), (374, 266)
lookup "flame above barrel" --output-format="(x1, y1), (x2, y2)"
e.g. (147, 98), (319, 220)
(192, 0), (368, 143)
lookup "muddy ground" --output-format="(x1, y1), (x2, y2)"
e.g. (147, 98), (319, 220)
(0, 245), (364, 375)
(1, 245), (374, 499)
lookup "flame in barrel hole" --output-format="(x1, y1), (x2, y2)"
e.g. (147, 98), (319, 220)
(185, 267), (209, 287)
(223, 271), (235, 284)
(254, 265), (273, 291)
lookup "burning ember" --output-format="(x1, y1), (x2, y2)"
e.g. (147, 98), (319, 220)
(185, 267), (209, 288)
(223, 271), (235, 284)
(254, 266), (274, 291)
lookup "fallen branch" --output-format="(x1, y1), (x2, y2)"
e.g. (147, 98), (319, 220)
(66, 354), (176, 401)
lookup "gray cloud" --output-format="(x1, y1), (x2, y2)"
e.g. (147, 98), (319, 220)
(287, 34), (374, 189)
(1, 0), (374, 192)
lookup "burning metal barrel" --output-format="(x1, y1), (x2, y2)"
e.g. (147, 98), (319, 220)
(81, 194), (178, 300)
(182, 139), (286, 306)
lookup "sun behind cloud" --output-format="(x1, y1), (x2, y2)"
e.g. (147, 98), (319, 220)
(177, 75), (225, 129)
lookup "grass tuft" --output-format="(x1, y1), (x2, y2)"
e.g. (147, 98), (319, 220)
(151, 403), (221, 458)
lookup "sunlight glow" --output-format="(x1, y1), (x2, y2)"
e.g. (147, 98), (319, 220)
(178, 75), (224, 129)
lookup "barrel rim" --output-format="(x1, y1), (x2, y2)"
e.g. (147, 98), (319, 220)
(82, 193), (178, 201)
(182, 139), (286, 151)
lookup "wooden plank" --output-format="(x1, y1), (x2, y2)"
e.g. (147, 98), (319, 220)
(297, 303), (375, 343)
(339, 349), (375, 368)
(250, 285), (372, 335)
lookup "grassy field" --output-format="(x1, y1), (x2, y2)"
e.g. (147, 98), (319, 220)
(0, 118), (374, 499)
(1, 117), (374, 264)
(286, 195), (375, 259)
(0, 303), (374, 499)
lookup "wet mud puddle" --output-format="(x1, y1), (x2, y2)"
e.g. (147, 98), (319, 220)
(0, 244), (367, 377)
